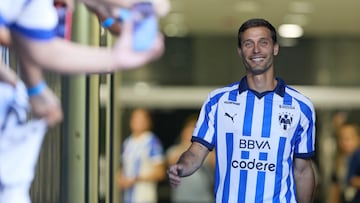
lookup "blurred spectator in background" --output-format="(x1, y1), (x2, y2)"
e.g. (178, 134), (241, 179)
(346, 123), (360, 203)
(166, 114), (215, 203)
(116, 108), (166, 203)
(328, 123), (360, 203)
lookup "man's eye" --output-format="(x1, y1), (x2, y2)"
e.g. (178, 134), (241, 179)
(244, 42), (253, 47)
(260, 40), (269, 46)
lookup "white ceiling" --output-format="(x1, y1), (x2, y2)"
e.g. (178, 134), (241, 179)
(161, 0), (360, 38)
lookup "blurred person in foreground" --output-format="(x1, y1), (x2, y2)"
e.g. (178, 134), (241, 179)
(0, 0), (169, 202)
(0, 0), (170, 127)
(117, 108), (165, 203)
(166, 114), (215, 203)
(167, 18), (316, 202)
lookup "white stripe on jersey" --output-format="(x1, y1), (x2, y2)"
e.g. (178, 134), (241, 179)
(192, 77), (316, 203)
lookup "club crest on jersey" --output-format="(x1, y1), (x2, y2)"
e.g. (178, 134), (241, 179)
(279, 112), (293, 130)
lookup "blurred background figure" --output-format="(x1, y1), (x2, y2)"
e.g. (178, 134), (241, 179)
(346, 123), (360, 203)
(116, 108), (166, 203)
(328, 123), (360, 203)
(166, 114), (215, 203)
(319, 111), (349, 202)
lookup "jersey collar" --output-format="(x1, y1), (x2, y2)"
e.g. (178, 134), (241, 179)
(238, 76), (286, 98)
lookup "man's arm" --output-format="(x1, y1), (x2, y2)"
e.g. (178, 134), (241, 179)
(10, 17), (164, 74)
(137, 162), (165, 182)
(117, 162), (165, 189)
(294, 158), (315, 203)
(0, 63), (18, 87)
(167, 142), (210, 187)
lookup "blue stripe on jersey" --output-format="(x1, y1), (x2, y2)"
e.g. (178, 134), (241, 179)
(10, 24), (55, 40)
(214, 150), (220, 199)
(127, 187), (135, 202)
(0, 15), (5, 27)
(223, 132), (234, 203)
(255, 171), (266, 202)
(149, 136), (163, 157)
(238, 151), (249, 202)
(294, 124), (304, 153)
(255, 152), (268, 202)
(238, 170), (248, 203)
(273, 137), (287, 203)
(243, 92), (255, 136)
(286, 157), (292, 202)
(283, 92), (293, 105)
(262, 94), (274, 138)
(228, 88), (238, 101)
(214, 104), (219, 146)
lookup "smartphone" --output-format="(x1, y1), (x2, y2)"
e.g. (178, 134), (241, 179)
(132, 2), (158, 51)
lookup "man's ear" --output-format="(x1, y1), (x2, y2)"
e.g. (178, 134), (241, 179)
(237, 47), (242, 57)
(273, 43), (279, 56)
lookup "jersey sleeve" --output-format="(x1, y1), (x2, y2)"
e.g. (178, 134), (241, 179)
(192, 93), (217, 151)
(0, 0), (58, 40)
(148, 135), (164, 163)
(294, 100), (316, 159)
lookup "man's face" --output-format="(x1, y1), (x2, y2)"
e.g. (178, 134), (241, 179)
(238, 26), (279, 75)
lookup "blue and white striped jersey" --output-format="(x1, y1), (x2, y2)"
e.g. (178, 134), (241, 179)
(121, 131), (164, 203)
(192, 77), (316, 203)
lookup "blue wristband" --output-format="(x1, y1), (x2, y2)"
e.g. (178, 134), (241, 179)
(27, 80), (47, 97)
(101, 17), (115, 28)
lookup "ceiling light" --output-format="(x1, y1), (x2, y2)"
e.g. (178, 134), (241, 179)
(278, 24), (304, 38)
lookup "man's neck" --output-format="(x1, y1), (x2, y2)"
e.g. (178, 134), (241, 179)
(246, 73), (277, 93)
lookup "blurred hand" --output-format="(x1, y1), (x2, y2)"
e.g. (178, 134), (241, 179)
(167, 164), (183, 188)
(29, 87), (63, 127)
(117, 174), (136, 189)
(112, 19), (164, 69)
(0, 27), (11, 46)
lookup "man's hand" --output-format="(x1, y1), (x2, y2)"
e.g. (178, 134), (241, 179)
(0, 27), (11, 46)
(167, 142), (210, 188)
(29, 87), (63, 127)
(116, 174), (136, 189)
(167, 164), (184, 188)
(112, 18), (164, 69)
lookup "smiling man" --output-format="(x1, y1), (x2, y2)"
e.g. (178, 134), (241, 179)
(167, 18), (316, 203)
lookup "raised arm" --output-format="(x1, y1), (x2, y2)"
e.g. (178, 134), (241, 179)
(10, 16), (164, 74)
(294, 158), (315, 203)
(167, 142), (210, 188)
